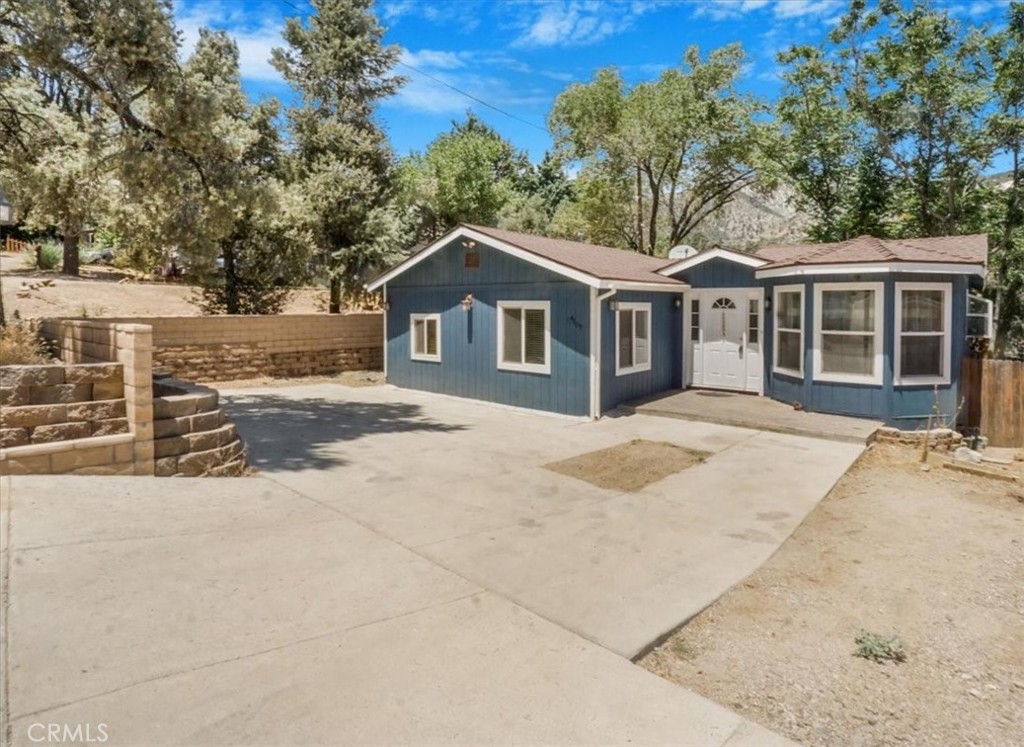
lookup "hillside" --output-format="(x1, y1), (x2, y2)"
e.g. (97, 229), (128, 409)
(687, 183), (812, 250)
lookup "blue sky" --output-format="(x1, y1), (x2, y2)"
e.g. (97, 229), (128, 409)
(173, 0), (1012, 163)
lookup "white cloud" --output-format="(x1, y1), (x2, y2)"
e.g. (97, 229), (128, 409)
(385, 69), (549, 115)
(401, 48), (467, 70)
(513, 0), (654, 48)
(773, 0), (844, 20)
(176, 2), (284, 83)
(694, 0), (843, 22)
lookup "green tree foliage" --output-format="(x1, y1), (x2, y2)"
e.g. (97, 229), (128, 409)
(987, 2), (1024, 353)
(184, 30), (312, 315)
(271, 0), (404, 313)
(397, 112), (545, 241)
(777, 0), (1023, 355)
(549, 45), (774, 255)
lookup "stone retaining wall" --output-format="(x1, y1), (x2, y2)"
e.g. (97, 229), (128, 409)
(151, 378), (247, 476)
(871, 427), (964, 452)
(39, 320), (155, 475)
(46, 314), (383, 382)
(0, 363), (129, 449)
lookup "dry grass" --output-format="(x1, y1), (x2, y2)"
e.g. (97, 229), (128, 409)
(0, 320), (52, 365)
(544, 439), (710, 493)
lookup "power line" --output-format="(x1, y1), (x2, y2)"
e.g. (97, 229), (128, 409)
(273, 0), (548, 133)
(395, 60), (549, 133)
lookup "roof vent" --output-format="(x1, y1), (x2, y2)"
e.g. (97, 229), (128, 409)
(668, 244), (699, 260)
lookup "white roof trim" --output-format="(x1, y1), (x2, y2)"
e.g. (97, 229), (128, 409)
(755, 262), (987, 280)
(658, 247), (767, 277)
(366, 225), (687, 291)
(598, 280), (689, 292)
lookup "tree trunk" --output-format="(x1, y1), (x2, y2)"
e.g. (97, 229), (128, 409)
(635, 164), (644, 254)
(62, 233), (80, 277)
(328, 276), (342, 314)
(224, 246), (239, 315)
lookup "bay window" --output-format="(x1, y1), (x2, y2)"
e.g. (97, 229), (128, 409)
(773, 285), (804, 376)
(813, 283), (884, 384)
(895, 283), (951, 385)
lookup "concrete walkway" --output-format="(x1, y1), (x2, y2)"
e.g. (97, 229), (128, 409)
(625, 388), (883, 444)
(1, 385), (865, 746)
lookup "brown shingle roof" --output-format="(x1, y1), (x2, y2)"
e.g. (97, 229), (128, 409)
(756, 234), (988, 269)
(463, 224), (682, 284)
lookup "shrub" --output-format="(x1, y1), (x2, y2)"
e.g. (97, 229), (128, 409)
(0, 320), (51, 365)
(854, 630), (907, 664)
(22, 241), (62, 270)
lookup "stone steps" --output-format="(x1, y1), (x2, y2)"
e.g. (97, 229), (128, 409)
(151, 376), (246, 478)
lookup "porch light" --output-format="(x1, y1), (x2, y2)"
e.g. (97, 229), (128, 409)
(673, 298), (682, 309)
(609, 300), (620, 311)
(764, 297), (772, 311)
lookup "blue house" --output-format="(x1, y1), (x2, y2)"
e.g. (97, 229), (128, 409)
(367, 225), (990, 426)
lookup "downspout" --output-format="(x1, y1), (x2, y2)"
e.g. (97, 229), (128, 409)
(590, 287), (617, 419)
(382, 284), (388, 381)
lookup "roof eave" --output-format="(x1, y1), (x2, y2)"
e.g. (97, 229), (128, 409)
(755, 261), (988, 279)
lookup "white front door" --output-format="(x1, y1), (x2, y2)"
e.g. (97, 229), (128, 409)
(689, 290), (763, 394)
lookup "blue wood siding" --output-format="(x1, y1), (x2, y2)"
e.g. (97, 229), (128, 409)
(600, 290), (682, 412)
(386, 237), (591, 416)
(760, 273), (971, 427)
(668, 257), (758, 288)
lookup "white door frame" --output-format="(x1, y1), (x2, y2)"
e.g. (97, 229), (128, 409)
(683, 288), (764, 395)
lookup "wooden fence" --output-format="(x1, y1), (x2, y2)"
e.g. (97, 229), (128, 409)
(4, 236), (31, 253)
(961, 357), (1024, 447)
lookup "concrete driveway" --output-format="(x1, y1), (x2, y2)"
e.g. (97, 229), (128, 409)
(224, 384), (862, 658)
(1, 384), (862, 746)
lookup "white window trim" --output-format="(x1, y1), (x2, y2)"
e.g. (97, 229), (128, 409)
(409, 313), (441, 363)
(813, 282), (885, 385)
(773, 284), (804, 378)
(894, 282), (952, 387)
(497, 300), (551, 375)
(615, 302), (653, 376)
(966, 292), (994, 339)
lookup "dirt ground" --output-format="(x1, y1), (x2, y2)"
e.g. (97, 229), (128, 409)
(210, 370), (385, 388)
(641, 443), (1024, 747)
(544, 439), (710, 493)
(0, 253), (324, 318)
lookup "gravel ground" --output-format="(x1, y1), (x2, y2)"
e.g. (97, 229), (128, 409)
(641, 444), (1024, 747)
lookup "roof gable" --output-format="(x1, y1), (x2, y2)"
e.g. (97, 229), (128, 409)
(658, 247), (767, 277)
(366, 225), (687, 291)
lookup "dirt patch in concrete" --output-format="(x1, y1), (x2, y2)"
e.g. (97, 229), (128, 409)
(544, 439), (710, 493)
(640, 443), (1024, 747)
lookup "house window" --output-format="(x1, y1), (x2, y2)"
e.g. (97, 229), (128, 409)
(690, 298), (700, 342)
(774, 285), (803, 376)
(967, 293), (994, 339)
(497, 301), (550, 375)
(895, 283), (952, 385)
(616, 302), (652, 375)
(813, 282), (884, 385)
(464, 251), (480, 268)
(410, 313), (440, 362)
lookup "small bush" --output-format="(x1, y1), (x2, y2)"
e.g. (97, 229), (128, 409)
(21, 241), (62, 270)
(854, 630), (907, 664)
(0, 321), (51, 365)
